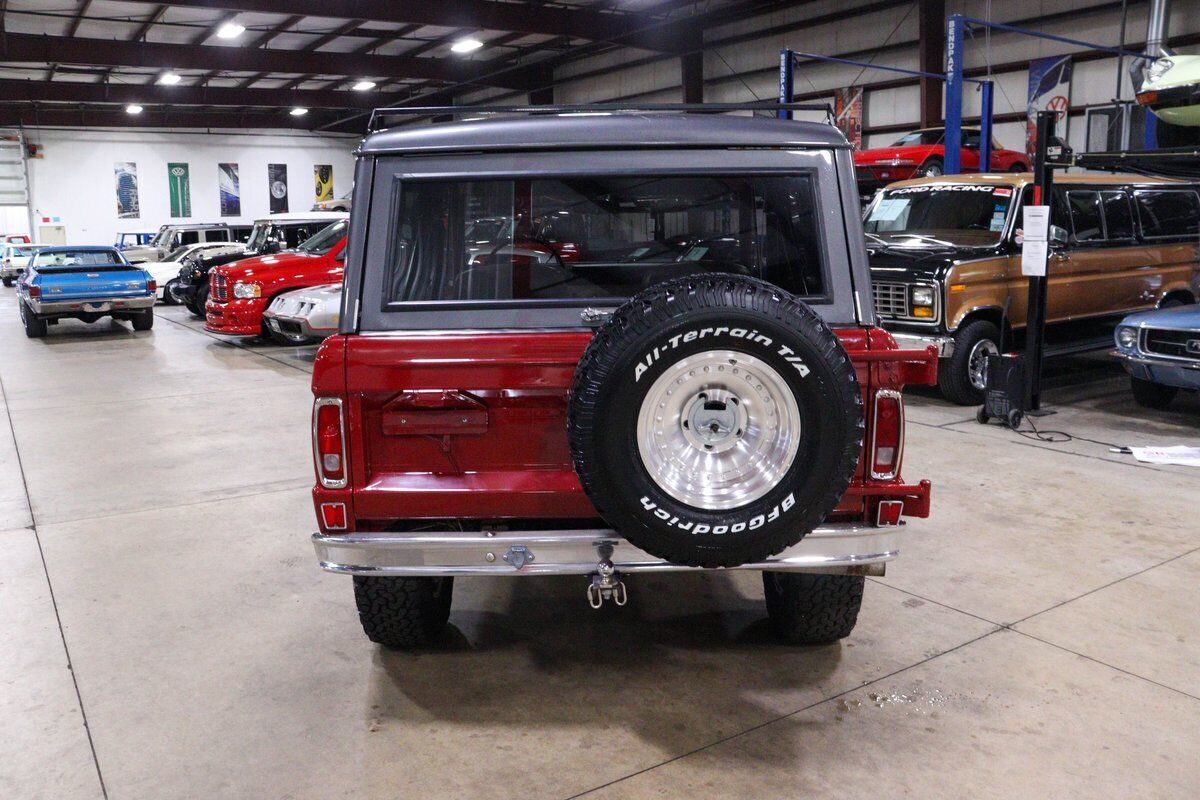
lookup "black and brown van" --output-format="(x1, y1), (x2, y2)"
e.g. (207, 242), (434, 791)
(863, 173), (1200, 403)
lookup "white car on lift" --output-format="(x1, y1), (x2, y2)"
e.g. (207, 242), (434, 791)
(261, 282), (342, 344)
(1137, 54), (1200, 126)
(140, 241), (245, 303)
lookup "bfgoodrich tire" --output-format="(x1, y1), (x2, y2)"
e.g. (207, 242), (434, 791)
(568, 274), (863, 569)
(353, 576), (454, 649)
(763, 572), (865, 644)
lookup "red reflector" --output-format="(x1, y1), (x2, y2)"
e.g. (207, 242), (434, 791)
(314, 400), (345, 486)
(320, 502), (347, 530)
(876, 500), (904, 526)
(871, 389), (904, 479)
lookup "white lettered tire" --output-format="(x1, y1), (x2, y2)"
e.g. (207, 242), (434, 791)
(568, 274), (864, 568)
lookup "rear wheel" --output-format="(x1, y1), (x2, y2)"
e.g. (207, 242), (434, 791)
(1130, 376), (1177, 409)
(1009, 163), (1029, 173)
(938, 319), (1001, 405)
(917, 158), (944, 178)
(162, 279), (180, 305)
(131, 308), (154, 331)
(186, 283), (209, 318)
(2, 276), (12, 287)
(763, 572), (865, 645)
(353, 576), (454, 649)
(20, 301), (46, 338)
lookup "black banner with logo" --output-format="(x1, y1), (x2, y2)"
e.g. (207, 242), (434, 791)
(268, 163), (288, 214)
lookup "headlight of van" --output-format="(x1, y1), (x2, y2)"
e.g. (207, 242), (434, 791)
(233, 281), (261, 299)
(910, 285), (936, 318)
(1116, 326), (1138, 349)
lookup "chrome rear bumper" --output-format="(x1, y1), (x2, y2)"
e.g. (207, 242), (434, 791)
(888, 330), (954, 357)
(28, 295), (154, 314)
(312, 522), (903, 577)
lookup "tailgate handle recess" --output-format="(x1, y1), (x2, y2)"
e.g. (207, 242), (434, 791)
(381, 390), (488, 436)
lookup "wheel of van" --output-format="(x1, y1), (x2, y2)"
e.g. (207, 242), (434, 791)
(568, 274), (864, 569)
(1130, 376), (1177, 410)
(20, 301), (46, 338)
(132, 309), (154, 331)
(938, 320), (1001, 405)
(763, 572), (865, 645)
(353, 576), (454, 649)
(917, 158), (944, 178)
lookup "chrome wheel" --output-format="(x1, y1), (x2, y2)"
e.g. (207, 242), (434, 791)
(636, 349), (801, 511)
(967, 338), (998, 391)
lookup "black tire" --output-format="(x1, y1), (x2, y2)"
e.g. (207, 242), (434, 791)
(763, 572), (865, 645)
(162, 279), (180, 305)
(1009, 163), (1029, 173)
(353, 576), (453, 648)
(975, 406), (989, 425)
(938, 319), (1001, 405)
(1159, 296), (1189, 309)
(1006, 409), (1023, 429)
(132, 308), (154, 331)
(917, 157), (944, 178)
(569, 274), (864, 569)
(1130, 376), (1177, 410)
(2, 276), (12, 287)
(20, 301), (46, 338)
(187, 283), (209, 318)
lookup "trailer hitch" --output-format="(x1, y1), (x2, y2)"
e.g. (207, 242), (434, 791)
(587, 543), (627, 609)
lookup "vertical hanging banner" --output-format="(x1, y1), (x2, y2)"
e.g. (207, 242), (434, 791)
(833, 87), (864, 149)
(114, 162), (139, 218)
(1026, 55), (1072, 159)
(268, 163), (289, 213)
(218, 163), (241, 217)
(168, 162), (191, 217)
(314, 164), (333, 202)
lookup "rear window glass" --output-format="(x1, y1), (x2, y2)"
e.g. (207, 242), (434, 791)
(34, 250), (123, 268)
(383, 175), (826, 306)
(1135, 190), (1200, 239)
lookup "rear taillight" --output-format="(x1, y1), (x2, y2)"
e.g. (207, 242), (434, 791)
(27, 284), (40, 297)
(147, 279), (157, 293)
(313, 397), (347, 488)
(870, 389), (904, 480)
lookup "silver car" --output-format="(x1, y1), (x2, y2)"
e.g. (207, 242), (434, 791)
(262, 282), (341, 345)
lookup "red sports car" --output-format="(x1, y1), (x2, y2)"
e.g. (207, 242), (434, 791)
(854, 127), (1029, 197)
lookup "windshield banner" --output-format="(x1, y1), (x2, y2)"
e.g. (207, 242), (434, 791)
(268, 163), (289, 214)
(218, 163), (241, 217)
(1026, 55), (1072, 159)
(168, 162), (191, 218)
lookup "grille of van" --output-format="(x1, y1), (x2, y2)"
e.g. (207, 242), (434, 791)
(212, 273), (228, 303)
(1143, 328), (1200, 362)
(872, 282), (909, 318)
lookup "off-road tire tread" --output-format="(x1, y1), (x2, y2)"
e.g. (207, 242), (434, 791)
(763, 572), (865, 644)
(353, 576), (453, 649)
(568, 273), (864, 568)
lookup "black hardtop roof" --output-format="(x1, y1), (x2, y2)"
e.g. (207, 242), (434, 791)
(359, 113), (849, 156)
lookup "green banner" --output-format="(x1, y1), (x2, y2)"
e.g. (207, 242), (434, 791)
(168, 162), (191, 218)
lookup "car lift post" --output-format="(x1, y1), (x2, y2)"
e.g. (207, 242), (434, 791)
(1024, 110), (1056, 412)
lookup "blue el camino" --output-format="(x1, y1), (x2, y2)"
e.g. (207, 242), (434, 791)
(16, 245), (156, 338)
(1112, 304), (1200, 409)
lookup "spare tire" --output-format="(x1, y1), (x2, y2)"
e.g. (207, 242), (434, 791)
(568, 274), (864, 568)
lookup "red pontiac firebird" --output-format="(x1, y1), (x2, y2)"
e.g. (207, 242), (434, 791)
(854, 126), (1029, 198)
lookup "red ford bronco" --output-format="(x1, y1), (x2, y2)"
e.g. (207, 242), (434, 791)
(310, 107), (936, 649)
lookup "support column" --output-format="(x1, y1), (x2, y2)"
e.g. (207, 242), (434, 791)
(919, 0), (945, 127)
(681, 50), (703, 104)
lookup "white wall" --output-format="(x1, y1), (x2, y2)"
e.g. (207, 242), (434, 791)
(23, 128), (358, 246)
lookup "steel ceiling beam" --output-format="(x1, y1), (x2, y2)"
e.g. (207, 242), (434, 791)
(113, 0), (687, 51)
(0, 31), (537, 89)
(0, 105), (339, 130)
(0, 78), (379, 110)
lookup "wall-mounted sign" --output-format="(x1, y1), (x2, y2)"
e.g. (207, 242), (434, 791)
(268, 163), (289, 214)
(114, 162), (139, 219)
(218, 163), (241, 217)
(168, 162), (191, 218)
(314, 164), (333, 202)
(1026, 55), (1072, 160)
(834, 87), (864, 149)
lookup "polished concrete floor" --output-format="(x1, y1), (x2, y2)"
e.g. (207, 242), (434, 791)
(2, 295), (1198, 800)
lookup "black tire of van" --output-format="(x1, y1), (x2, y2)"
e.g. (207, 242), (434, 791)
(938, 319), (1001, 405)
(568, 274), (864, 569)
(763, 572), (865, 644)
(353, 576), (454, 649)
(20, 301), (46, 338)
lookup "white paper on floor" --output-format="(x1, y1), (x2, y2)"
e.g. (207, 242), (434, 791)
(1129, 445), (1200, 467)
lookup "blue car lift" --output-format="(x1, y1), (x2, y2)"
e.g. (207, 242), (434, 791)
(944, 15), (1160, 172)
(778, 49), (994, 170)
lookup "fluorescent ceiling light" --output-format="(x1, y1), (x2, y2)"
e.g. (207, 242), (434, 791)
(125, 104), (143, 114)
(158, 72), (181, 85)
(290, 107), (309, 116)
(216, 20), (245, 39)
(352, 80), (376, 92)
(450, 38), (483, 54)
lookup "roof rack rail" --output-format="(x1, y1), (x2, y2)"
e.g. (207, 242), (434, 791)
(366, 102), (835, 132)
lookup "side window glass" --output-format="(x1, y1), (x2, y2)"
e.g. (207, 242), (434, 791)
(178, 230), (200, 246)
(1067, 191), (1103, 242)
(1135, 190), (1200, 239)
(206, 230), (229, 242)
(1100, 192), (1134, 240)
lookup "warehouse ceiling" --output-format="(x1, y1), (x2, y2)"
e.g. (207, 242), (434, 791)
(0, 0), (793, 133)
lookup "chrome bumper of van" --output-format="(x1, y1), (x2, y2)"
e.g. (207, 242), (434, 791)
(312, 522), (902, 577)
(888, 331), (954, 357)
